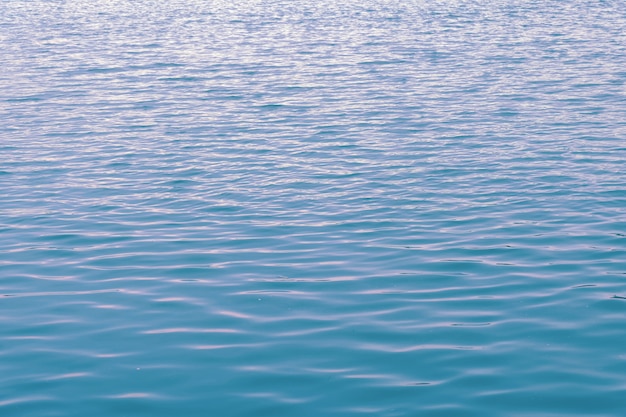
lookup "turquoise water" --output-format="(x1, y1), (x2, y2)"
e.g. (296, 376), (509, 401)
(2, 0), (626, 415)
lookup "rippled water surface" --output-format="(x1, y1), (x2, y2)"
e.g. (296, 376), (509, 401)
(2, 0), (626, 415)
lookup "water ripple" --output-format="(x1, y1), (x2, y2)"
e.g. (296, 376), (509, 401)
(2, 0), (626, 415)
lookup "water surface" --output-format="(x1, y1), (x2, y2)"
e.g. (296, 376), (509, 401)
(2, 0), (626, 416)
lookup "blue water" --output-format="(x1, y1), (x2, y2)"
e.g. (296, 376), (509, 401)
(2, 0), (626, 415)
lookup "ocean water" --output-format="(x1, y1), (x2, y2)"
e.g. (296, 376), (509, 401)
(2, 0), (626, 415)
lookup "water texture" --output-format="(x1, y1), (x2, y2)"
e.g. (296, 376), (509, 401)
(2, 0), (626, 415)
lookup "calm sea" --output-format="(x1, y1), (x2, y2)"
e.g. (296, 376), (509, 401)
(2, 0), (626, 415)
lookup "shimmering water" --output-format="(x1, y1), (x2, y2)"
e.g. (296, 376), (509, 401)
(2, 0), (626, 415)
